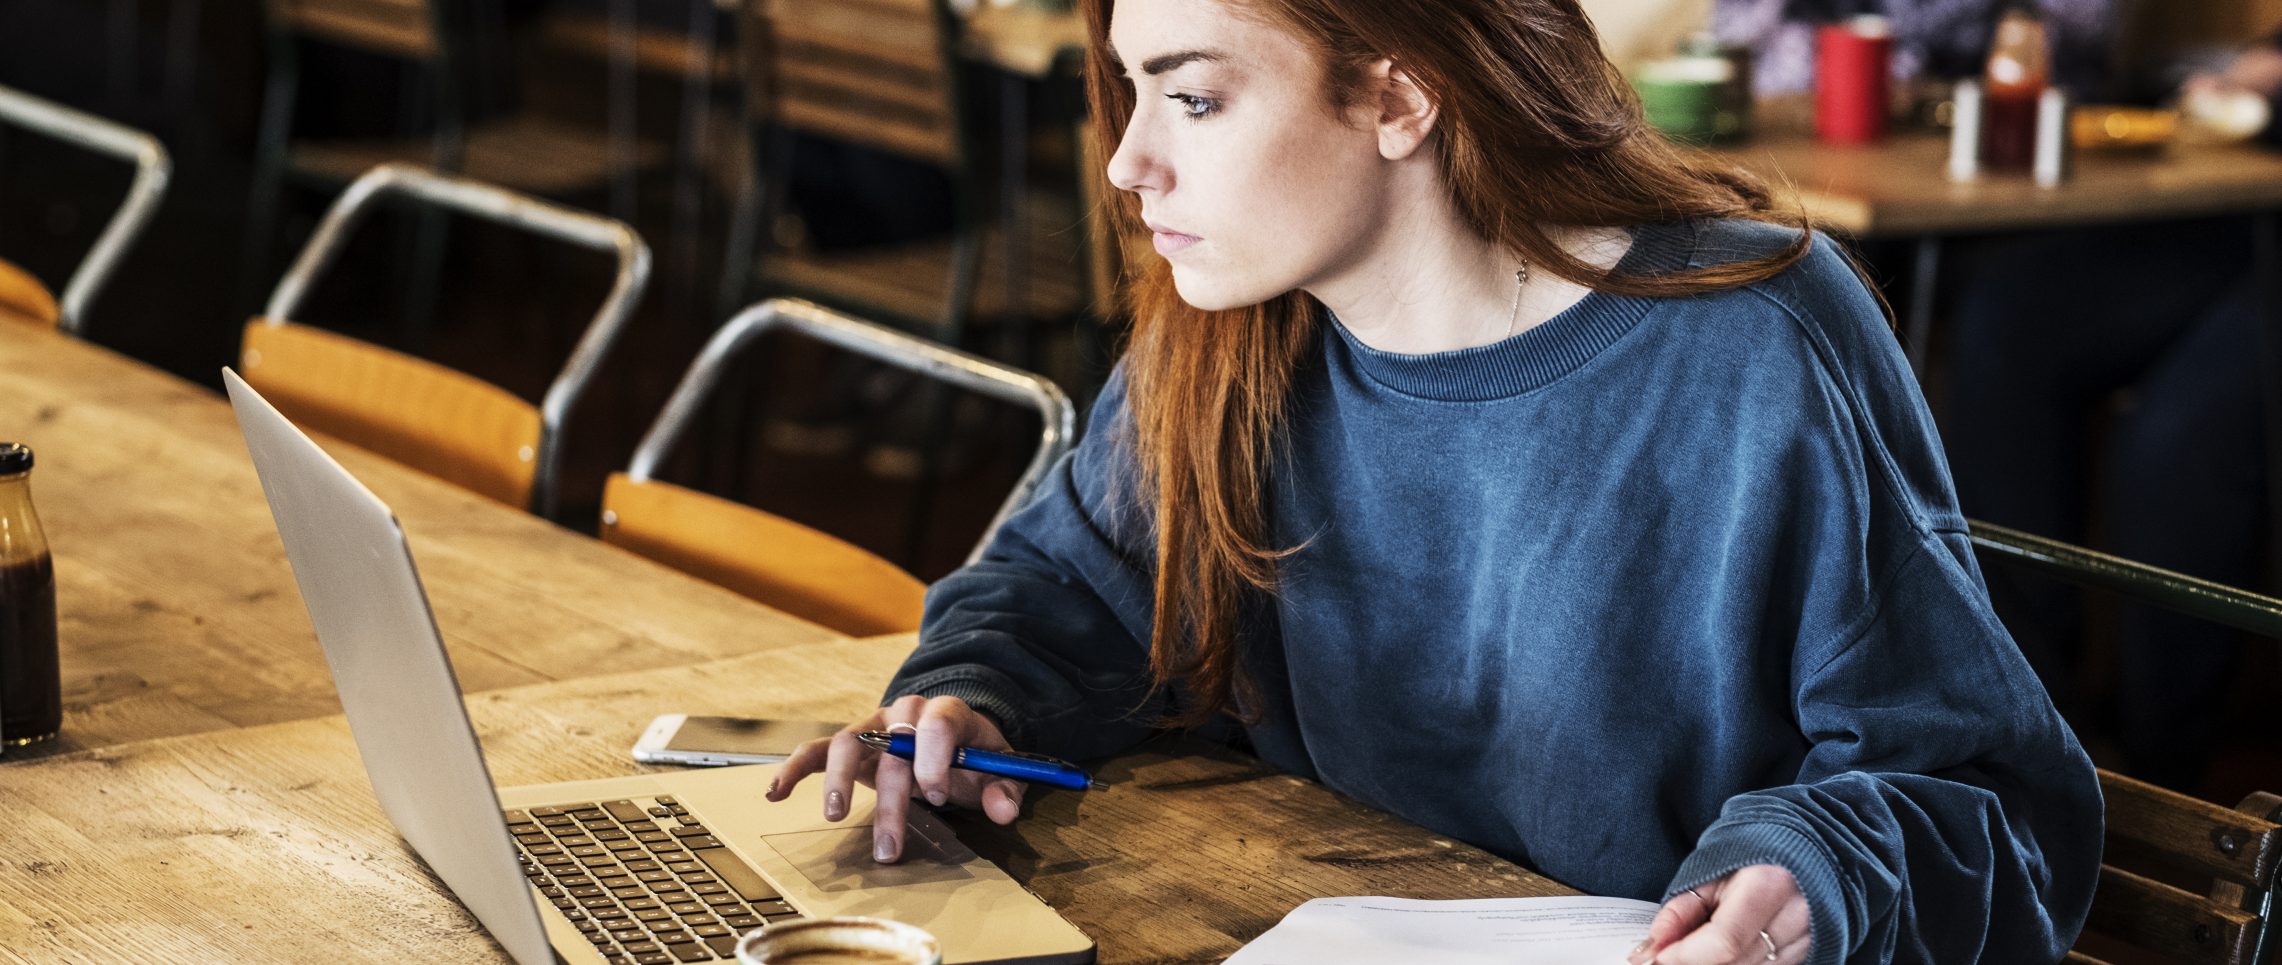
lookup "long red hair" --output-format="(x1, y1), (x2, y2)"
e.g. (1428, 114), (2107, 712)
(1082, 0), (1819, 726)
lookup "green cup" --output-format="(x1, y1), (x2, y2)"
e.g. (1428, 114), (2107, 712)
(1634, 56), (1741, 145)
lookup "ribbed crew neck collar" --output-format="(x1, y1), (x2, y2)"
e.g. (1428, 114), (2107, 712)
(1326, 220), (1698, 402)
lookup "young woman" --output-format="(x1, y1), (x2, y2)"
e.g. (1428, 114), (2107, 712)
(770, 0), (2102, 961)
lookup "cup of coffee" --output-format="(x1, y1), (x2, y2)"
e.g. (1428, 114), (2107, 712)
(734, 917), (942, 965)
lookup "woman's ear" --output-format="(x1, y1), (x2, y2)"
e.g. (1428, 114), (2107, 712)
(1370, 59), (1440, 160)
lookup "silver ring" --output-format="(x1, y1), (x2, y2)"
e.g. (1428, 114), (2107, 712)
(1759, 929), (1777, 961)
(885, 722), (918, 734)
(1685, 886), (1708, 909)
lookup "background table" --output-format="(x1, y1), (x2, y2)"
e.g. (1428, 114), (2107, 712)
(1709, 125), (2282, 568)
(0, 324), (842, 759)
(1710, 130), (2282, 238)
(0, 633), (1573, 963)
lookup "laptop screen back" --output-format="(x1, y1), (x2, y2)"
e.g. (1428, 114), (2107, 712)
(225, 368), (554, 965)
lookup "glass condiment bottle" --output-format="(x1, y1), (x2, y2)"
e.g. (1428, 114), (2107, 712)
(0, 443), (60, 748)
(1981, 5), (2050, 172)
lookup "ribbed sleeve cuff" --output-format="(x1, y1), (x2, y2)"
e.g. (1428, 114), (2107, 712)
(885, 667), (1029, 746)
(1667, 817), (1851, 965)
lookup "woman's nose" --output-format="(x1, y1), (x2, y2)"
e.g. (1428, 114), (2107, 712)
(1105, 119), (1160, 195)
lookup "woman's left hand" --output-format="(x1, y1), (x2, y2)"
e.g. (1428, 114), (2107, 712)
(1625, 864), (1810, 965)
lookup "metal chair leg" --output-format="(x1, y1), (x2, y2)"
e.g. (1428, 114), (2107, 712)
(238, 30), (301, 320)
(1905, 235), (1941, 375)
(664, 0), (725, 328)
(395, 67), (450, 348)
(2255, 211), (2282, 590)
(107, 0), (139, 110)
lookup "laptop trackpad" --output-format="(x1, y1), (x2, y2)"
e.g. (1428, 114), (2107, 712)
(762, 824), (978, 894)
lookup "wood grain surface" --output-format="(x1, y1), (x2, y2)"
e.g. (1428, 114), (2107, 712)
(0, 633), (1570, 964)
(0, 324), (842, 761)
(1709, 129), (2282, 238)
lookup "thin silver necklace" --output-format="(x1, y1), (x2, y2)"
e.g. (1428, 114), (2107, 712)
(1501, 263), (1531, 340)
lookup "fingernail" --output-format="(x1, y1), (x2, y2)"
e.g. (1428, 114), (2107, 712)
(766, 778), (779, 798)
(1626, 940), (1650, 964)
(925, 789), (946, 807)
(874, 833), (899, 863)
(825, 790), (845, 820)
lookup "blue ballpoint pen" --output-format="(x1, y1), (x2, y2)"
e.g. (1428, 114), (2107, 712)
(856, 730), (1107, 792)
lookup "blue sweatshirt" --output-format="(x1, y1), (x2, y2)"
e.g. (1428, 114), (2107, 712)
(887, 218), (2101, 964)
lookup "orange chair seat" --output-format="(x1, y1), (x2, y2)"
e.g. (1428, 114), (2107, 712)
(0, 259), (59, 328)
(602, 473), (926, 637)
(240, 319), (542, 508)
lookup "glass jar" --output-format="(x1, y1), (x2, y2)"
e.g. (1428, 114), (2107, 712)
(0, 442), (60, 748)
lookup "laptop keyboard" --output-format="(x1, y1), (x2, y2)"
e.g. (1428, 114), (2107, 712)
(508, 795), (804, 963)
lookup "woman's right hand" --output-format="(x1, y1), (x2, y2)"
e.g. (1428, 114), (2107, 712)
(764, 694), (1027, 864)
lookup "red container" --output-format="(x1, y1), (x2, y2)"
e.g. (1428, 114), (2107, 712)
(1815, 17), (1893, 145)
(1982, 84), (2042, 170)
(1980, 8), (2049, 171)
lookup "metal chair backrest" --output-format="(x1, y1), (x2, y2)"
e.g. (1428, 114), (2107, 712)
(627, 297), (1074, 563)
(1969, 520), (2282, 965)
(0, 85), (172, 335)
(244, 163), (650, 519)
(1968, 521), (2282, 639)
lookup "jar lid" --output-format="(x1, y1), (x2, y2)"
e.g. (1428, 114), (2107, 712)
(0, 443), (32, 474)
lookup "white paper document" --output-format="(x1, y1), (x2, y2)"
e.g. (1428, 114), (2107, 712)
(1224, 895), (1660, 965)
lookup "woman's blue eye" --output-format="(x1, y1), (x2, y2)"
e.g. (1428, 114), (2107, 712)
(1165, 93), (1220, 119)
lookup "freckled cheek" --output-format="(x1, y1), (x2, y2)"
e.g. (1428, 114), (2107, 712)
(1210, 141), (1370, 280)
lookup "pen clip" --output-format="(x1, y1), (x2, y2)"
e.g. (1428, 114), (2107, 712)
(855, 730), (893, 751)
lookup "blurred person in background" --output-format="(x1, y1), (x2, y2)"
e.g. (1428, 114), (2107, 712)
(1708, 0), (2114, 94)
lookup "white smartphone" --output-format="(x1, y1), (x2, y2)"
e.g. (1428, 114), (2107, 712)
(630, 714), (847, 767)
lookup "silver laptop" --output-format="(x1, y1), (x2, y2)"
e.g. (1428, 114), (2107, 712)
(224, 368), (1094, 965)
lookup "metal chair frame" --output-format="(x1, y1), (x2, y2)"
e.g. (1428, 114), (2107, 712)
(1969, 520), (2282, 639)
(629, 297), (1073, 564)
(0, 84), (173, 336)
(261, 162), (651, 519)
(1969, 518), (2282, 965)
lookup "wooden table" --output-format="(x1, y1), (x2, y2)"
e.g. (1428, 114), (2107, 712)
(0, 633), (1569, 962)
(1709, 129), (2282, 238)
(0, 324), (843, 760)
(1705, 121), (2282, 362)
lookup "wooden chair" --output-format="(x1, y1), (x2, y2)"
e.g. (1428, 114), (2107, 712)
(602, 297), (1074, 636)
(243, 0), (662, 316)
(241, 163), (650, 519)
(2065, 769), (2281, 965)
(1967, 521), (2282, 965)
(716, 0), (1086, 347)
(0, 85), (171, 334)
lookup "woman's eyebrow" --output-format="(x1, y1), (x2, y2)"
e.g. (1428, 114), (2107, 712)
(1140, 50), (1228, 75)
(1107, 46), (1231, 77)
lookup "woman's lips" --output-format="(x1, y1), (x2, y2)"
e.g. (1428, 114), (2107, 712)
(1151, 229), (1201, 256)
